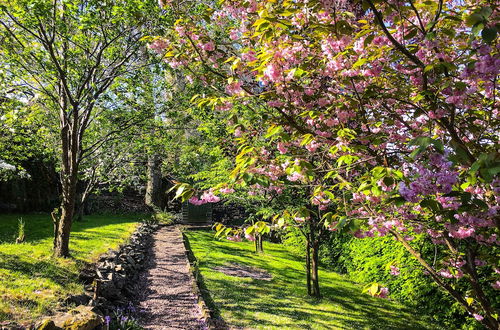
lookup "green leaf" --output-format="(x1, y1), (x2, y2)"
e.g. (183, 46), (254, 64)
(300, 134), (314, 146)
(420, 199), (440, 212)
(404, 29), (418, 40)
(482, 27), (497, 43)
(383, 177), (394, 186)
(409, 137), (444, 157)
(352, 57), (367, 69)
(465, 13), (483, 27)
(363, 34), (374, 47)
(471, 23), (485, 36)
(478, 7), (493, 19)
(369, 283), (379, 296)
(265, 125), (283, 138)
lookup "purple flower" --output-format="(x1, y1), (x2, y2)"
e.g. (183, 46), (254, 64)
(105, 315), (111, 326)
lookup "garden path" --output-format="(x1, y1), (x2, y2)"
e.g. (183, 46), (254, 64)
(136, 226), (205, 329)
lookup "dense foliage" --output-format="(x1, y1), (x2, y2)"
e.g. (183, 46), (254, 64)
(156, 0), (499, 327)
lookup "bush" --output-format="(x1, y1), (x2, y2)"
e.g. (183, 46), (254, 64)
(282, 229), (474, 329)
(150, 211), (175, 225)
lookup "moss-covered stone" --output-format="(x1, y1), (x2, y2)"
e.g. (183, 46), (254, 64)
(35, 319), (58, 330)
(36, 306), (103, 330)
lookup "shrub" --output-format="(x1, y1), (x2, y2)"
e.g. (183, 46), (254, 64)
(151, 211), (175, 225)
(283, 229), (475, 328)
(324, 233), (478, 329)
(15, 218), (25, 244)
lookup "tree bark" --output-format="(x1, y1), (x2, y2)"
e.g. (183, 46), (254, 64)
(54, 180), (76, 257)
(306, 236), (312, 296)
(311, 239), (321, 298)
(54, 122), (78, 257)
(145, 153), (164, 209)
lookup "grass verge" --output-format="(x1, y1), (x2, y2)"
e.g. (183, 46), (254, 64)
(184, 229), (440, 330)
(0, 213), (141, 323)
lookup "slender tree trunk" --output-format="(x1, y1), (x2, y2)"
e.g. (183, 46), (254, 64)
(311, 239), (321, 298)
(258, 234), (263, 253)
(54, 143), (78, 257)
(306, 234), (311, 296)
(54, 176), (77, 257)
(145, 153), (163, 209)
(54, 92), (79, 257)
(254, 234), (264, 253)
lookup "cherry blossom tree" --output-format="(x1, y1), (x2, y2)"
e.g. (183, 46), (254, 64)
(156, 0), (499, 327)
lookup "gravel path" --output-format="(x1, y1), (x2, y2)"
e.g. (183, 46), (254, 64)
(136, 226), (205, 329)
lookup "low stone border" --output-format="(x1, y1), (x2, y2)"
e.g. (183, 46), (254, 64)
(32, 221), (161, 330)
(89, 222), (160, 315)
(181, 229), (228, 330)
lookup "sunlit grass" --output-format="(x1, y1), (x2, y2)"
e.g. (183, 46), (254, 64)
(184, 230), (440, 330)
(0, 214), (142, 323)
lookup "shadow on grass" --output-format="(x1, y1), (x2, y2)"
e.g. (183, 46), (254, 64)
(184, 230), (434, 330)
(0, 251), (75, 287)
(0, 213), (142, 244)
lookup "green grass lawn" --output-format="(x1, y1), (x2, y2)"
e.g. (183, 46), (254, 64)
(0, 213), (142, 323)
(184, 230), (440, 330)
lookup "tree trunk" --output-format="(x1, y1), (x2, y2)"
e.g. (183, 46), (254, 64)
(54, 96), (79, 257)
(54, 169), (77, 257)
(306, 237), (311, 296)
(311, 239), (321, 298)
(145, 154), (164, 210)
(254, 234), (264, 253)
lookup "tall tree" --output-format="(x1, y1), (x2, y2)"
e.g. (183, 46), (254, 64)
(159, 0), (499, 327)
(0, 0), (161, 256)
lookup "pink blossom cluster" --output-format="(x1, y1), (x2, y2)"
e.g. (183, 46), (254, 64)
(188, 190), (221, 205)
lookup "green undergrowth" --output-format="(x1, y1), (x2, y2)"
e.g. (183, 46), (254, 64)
(0, 213), (141, 323)
(184, 229), (441, 330)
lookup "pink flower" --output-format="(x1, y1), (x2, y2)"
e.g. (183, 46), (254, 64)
(148, 39), (169, 53)
(448, 226), (474, 239)
(245, 233), (255, 241)
(305, 141), (320, 152)
(491, 281), (500, 290)
(229, 29), (239, 40)
(324, 118), (338, 127)
(202, 41), (215, 51)
(225, 81), (243, 95)
(287, 172), (304, 182)
(352, 192), (366, 203)
(263, 63), (282, 82)
(220, 187), (235, 194)
(234, 127), (243, 137)
(227, 235), (242, 242)
(200, 190), (220, 203)
(277, 142), (288, 154)
(473, 314), (484, 321)
(438, 269), (454, 279)
(188, 196), (205, 206)
(242, 51), (257, 62)
(377, 287), (389, 298)
(390, 265), (400, 276)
